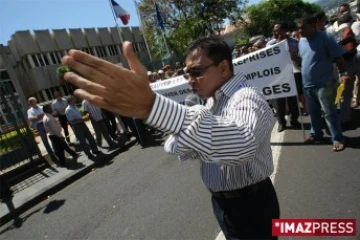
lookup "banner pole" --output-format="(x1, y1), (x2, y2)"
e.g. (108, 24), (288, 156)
(296, 94), (306, 141)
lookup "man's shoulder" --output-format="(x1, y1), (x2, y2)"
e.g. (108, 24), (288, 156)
(43, 114), (50, 122)
(65, 105), (72, 112)
(288, 37), (298, 43)
(232, 84), (265, 101)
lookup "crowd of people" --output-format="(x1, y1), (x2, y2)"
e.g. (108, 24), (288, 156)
(231, 4), (359, 151)
(147, 61), (186, 83)
(25, 2), (359, 239)
(27, 91), (163, 167)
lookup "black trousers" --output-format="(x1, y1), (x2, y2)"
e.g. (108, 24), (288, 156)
(91, 119), (115, 147)
(58, 114), (70, 141)
(276, 96), (299, 125)
(49, 135), (76, 165)
(102, 109), (117, 138)
(275, 73), (302, 125)
(121, 117), (149, 146)
(211, 178), (280, 240)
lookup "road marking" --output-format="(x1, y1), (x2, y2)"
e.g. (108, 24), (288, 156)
(215, 122), (284, 240)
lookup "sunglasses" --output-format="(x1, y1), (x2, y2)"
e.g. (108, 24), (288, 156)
(183, 62), (216, 80)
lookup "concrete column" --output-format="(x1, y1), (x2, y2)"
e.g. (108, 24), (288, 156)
(46, 52), (54, 65)
(27, 55), (36, 68)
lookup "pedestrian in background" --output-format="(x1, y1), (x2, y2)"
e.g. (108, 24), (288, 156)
(43, 104), (79, 167)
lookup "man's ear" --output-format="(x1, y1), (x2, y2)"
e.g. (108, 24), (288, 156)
(219, 60), (230, 74)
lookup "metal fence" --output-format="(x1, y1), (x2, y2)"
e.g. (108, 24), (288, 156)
(0, 81), (42, 197)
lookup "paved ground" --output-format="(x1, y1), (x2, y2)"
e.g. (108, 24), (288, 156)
(1, 109), (359, 240)
(0, 143), (219, 240)
(273, 110), (360, 240)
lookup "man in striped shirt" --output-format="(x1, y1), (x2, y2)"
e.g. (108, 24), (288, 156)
(82, 99), (117, 149)
(62, 36), (280, 239)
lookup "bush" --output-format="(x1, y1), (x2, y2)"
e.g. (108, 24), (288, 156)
(0, 128), (35, 154)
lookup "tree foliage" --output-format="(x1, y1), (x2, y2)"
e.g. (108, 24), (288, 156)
(243, 0), (322, 37)
(138, 0), (248, 58)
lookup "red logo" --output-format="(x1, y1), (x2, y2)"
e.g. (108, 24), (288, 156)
(272, 219), (356, 237)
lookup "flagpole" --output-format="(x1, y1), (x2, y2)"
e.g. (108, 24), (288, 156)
(160, 29), (170, 58)
(133, 0), (154, 70)
(153, 1), (171, 60)
(108, 0), (144, 139)
(108, 0), (125, 44)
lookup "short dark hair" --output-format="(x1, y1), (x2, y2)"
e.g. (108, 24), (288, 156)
(186, 36), (234, 73)
(339, 3), (350, 10)
(274, 22), (289, 31)
(338, 13), (353, 25)
(314, 11), (326, 21)
(296, 15), (317, 25)
(66, 95), (74, 104)
(43, 104), (52, 113)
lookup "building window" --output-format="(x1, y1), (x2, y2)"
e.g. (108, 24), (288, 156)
(36, 54), (46, 67)
(45, 88), (52, 100)
(81, 48), (94, 55)
(108, 45), (119, 56)
(62, 85), (69, 96)
(35, 92), (45, 103)
(32, 55), (40, 67)
(50, 52), (58, 64)
(0, 80), (16, 93)
(0, 70), (10, 80)
(133, 43), (139, 52)
(96, 46), (107, 57)
(23, 58), (31, 70)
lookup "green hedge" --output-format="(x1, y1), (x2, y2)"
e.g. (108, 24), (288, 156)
(0, 128), (35, 154)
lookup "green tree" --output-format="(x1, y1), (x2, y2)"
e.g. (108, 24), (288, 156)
(243, 0), (322, 37)
(138, 0), (248, 58)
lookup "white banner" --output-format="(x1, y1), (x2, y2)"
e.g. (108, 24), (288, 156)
(150, 40), (298, 102)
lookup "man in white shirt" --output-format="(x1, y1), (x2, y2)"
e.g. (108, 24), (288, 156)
(43, 104), (78, 167)
(52, 91), (70, 142)
(27, 97), (55, 159)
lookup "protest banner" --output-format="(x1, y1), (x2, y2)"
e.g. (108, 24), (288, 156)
(150, 40), (298, 102)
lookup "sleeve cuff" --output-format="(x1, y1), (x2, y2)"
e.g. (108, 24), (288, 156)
(144, 93), (186, 134)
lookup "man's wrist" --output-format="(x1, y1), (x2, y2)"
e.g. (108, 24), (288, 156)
(144, 94), (186, 134)
(140, 92), (156, 120)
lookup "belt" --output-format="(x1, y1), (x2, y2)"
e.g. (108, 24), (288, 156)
(210, 177), (271, 199)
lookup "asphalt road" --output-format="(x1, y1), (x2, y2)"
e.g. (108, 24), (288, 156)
(0, 144), (220, 240)
(1, 110), (359, 240)
(273, 111), (360, 240)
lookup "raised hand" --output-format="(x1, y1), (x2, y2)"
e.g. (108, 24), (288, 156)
(61, 41), (155, 120)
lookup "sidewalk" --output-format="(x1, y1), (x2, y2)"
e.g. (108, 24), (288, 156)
(0, 121), (137, 225)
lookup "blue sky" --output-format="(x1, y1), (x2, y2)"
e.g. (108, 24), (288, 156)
(0, 0), (279, 44)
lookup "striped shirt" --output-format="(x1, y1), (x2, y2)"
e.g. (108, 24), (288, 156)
(82, 100), (103, 121)
(145, 73), (274, 192)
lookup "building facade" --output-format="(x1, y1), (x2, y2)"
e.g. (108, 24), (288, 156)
(0, 26), (151, 124)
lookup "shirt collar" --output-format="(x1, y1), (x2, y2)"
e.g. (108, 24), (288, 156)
(215, 73), (246, 99)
